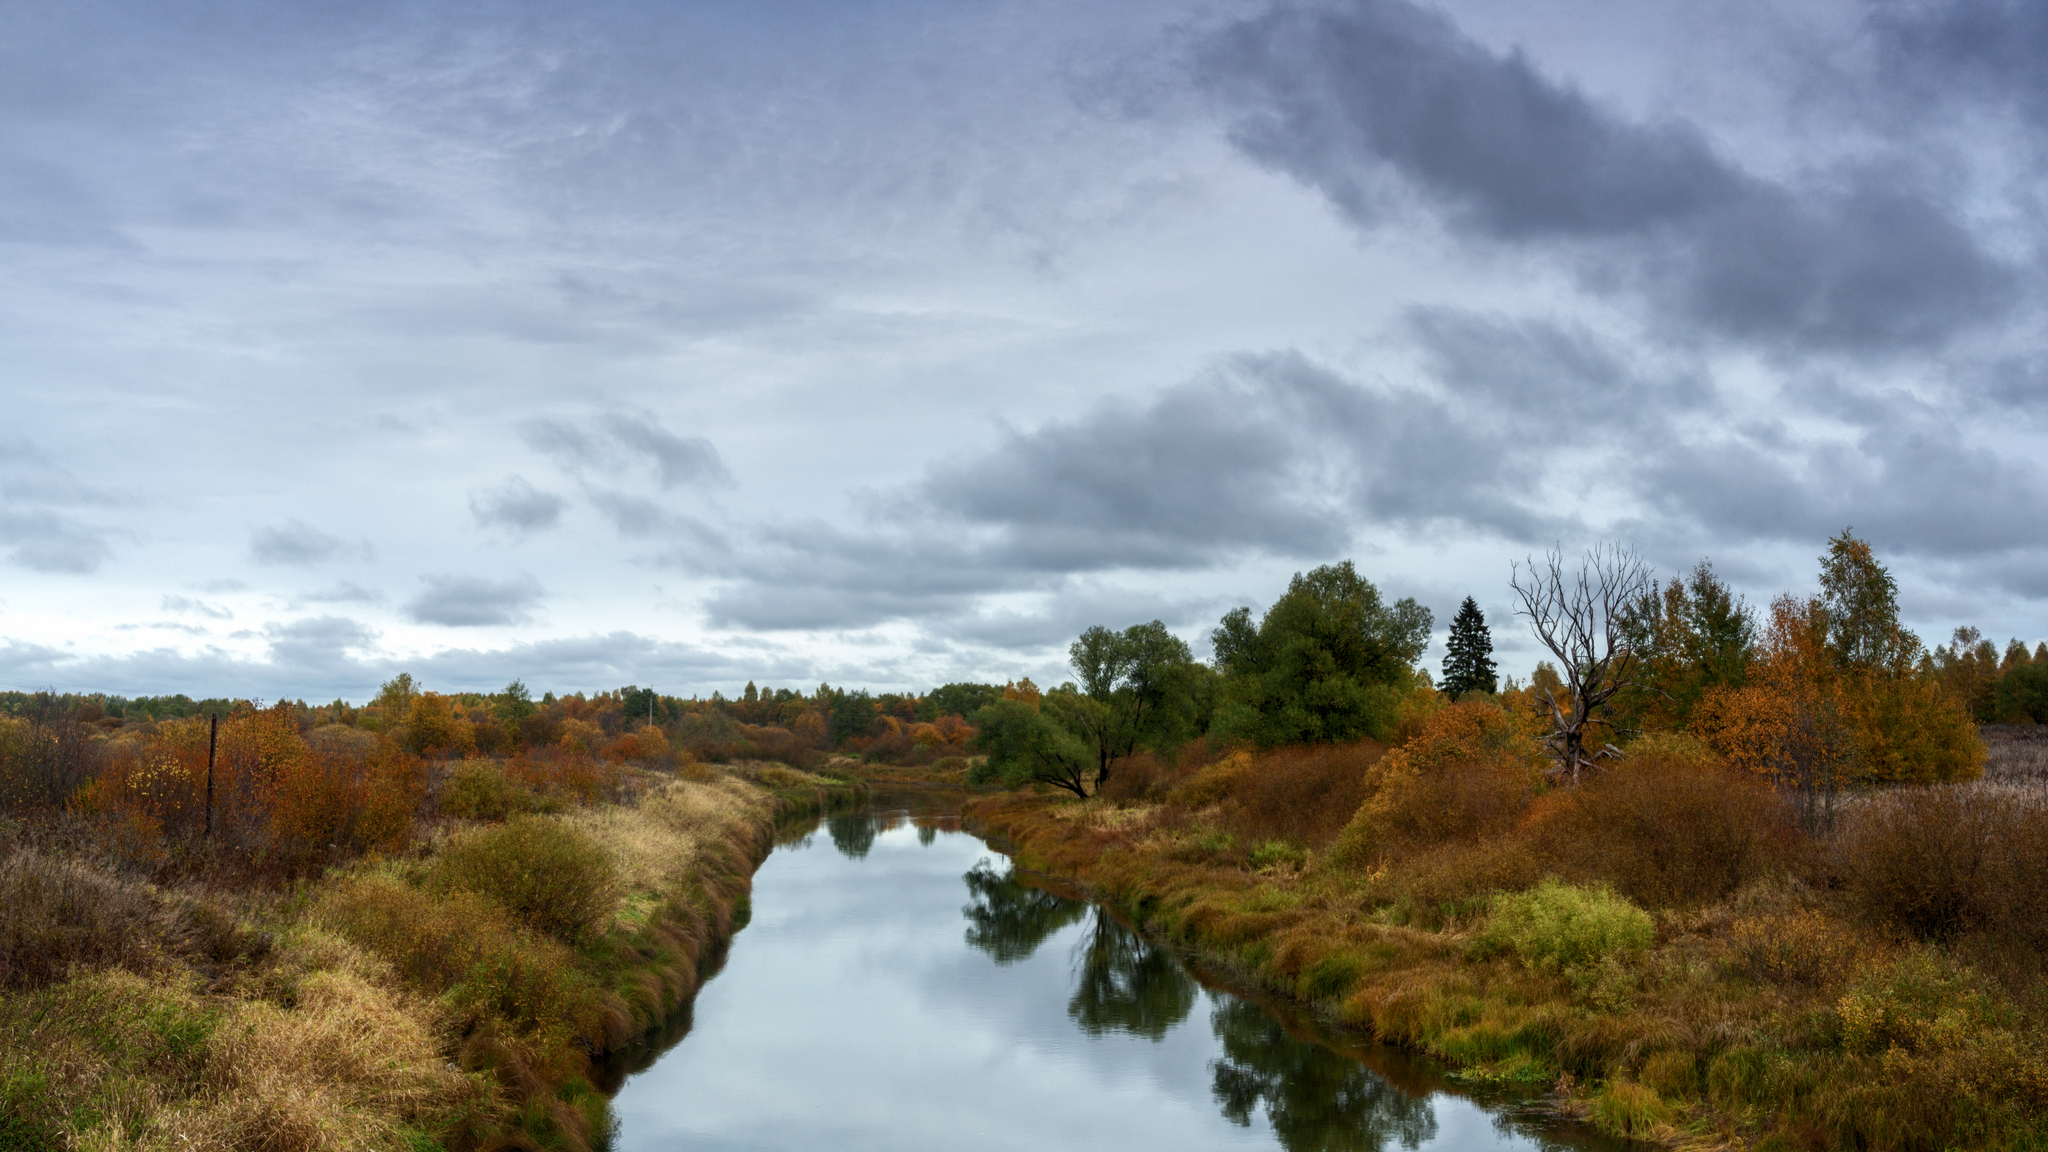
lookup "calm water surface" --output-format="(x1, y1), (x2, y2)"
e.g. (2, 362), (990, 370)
(604, 807), (1628, 1152)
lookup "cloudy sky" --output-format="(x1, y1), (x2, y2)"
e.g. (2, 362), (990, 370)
(3, 0), (2044, 702)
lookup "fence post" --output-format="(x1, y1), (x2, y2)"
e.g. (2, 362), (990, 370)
(205, 712), (217, 840)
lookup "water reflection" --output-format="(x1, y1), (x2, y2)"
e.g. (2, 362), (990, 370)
(608, 811), (1625, 1152)
(827, 811), (877, 858)
(962, 860), (1087, 963)
(1210, 996), (1437, 1152)
(961, 861), (1437, 1152)
(1070, 911), (1197, 1041)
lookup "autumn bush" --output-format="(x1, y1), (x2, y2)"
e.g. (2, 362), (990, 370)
(430, 817), (621, 945)
(1538, 736), (1795, 907)
(1217, 739), (1384, 848)
(1835, 785), (2048, 947)
(441, 757), (549, 821)
(1329, 702), (1537, 864)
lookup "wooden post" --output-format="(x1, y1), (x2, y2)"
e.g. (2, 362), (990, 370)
(205, 712), (217, 840)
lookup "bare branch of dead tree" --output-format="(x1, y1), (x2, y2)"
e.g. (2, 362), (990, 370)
(1510, 543), (1656, 784)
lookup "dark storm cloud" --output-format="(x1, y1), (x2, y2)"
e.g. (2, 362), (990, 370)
(470, 476), (565, 535)
(704, 307), (2048, 635)
(700, 342), (1607, 632)
(249, 520), (372, 567)
(405, 574), (546, 628)
(1197, 0), (2015, 351)
(1870, 0), (2048, 117)
(521, 412), (729, 490)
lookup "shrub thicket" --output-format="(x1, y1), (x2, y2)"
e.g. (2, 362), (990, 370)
(431, 818), (621, 945)
(1477, 880), (1654, 972)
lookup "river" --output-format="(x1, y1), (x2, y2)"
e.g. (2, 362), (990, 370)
(600, 804), (1631, 1151)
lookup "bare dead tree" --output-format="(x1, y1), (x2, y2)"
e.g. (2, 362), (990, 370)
(1510, 544), (1656, 784)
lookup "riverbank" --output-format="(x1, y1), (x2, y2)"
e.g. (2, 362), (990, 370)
(964, 736), (2048, 1152)
(0, 761), (861, 1151)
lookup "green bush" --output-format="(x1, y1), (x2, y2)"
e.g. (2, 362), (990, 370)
(1477, 880), (1653, 972)
(439, 758), (547, 822)
(431, 818), (619, 945)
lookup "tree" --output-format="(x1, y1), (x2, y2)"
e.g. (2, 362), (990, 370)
(1212, 561), (1433, 747)
(495, 680), (536, 726)
(918, 682), (1005, 722)
(1067, 621), (1197, 788)
(1615, 560), (1755, 730)
(1818, 529), (1917, 673)
(969, 696), (1097, 799)
(1509, 544), (1656, 783)
(1440, 598), (1497, 697)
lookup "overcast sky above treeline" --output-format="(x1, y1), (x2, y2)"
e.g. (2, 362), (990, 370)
(3, 0), (2045, 702)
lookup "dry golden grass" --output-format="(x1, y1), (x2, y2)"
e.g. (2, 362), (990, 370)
(0, 763), (849, 1152)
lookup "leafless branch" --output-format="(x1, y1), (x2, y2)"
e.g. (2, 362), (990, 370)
(1510, 543), (1656, 784)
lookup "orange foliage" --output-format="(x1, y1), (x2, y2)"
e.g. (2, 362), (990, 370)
(1695, 596), (1981, 790)
(80, 703), (424, 872)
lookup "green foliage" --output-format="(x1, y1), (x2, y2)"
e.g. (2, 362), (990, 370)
(918, 682), (1005, 722)
(1819, 529), (1918, 673)
(827, 688), (877, 744)
(495, 680), (536, 726)
(440, 759), (548, 821)
(1617, 559), (1755, 728)
(969, 697), (1096, 797)
(1994, 660), (2048, 723)
(1477, 880), (1653, 973)
(1211, 561), (1432, 747)
(1065, 620), (1199, 784)
(1440, 597), (1498, 697)
(431, 817), (620, 945)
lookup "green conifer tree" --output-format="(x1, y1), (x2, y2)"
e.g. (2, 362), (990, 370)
(1441, 597), (1498, 697)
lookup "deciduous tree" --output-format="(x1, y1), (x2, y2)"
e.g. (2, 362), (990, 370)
(1212, 561), (1432, 747)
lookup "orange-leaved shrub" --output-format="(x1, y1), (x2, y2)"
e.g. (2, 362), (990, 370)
(1532, 734), (1796, 908)
(1218, 740), (1385, 849)
(1330, 702), (1540, 865)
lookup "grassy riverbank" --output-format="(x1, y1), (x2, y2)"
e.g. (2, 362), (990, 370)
(965, 717), (2048, 1151)
(0, 761), (859, 1151)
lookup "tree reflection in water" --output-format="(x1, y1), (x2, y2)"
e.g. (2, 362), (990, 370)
(1068, 910), (1196, 1040)
(827, 813), (877, 859)
(1210, 995), (1438, 1152)
(961, 861), (1087, 964)
(961, 859), (1438, 1152)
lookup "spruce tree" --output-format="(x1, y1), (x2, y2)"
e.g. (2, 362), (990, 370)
(1441, 597), (1498, 697)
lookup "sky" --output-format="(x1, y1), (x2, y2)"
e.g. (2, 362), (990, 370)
(2, 0), (2045, 703)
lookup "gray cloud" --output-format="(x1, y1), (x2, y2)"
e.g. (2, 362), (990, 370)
(521, 412), (729, 490)
(470, 476), (566, 535)
(0, 441), (115, 574)
(294, 581), (383, 606)
(249, 520), (373, 567)
(0, 620), (763, 702)
(405, 573), (546, 627)
(1871, 0), (2048, 120)
(161, 594), (232, 620)
(1197, 0), (2015, 351)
